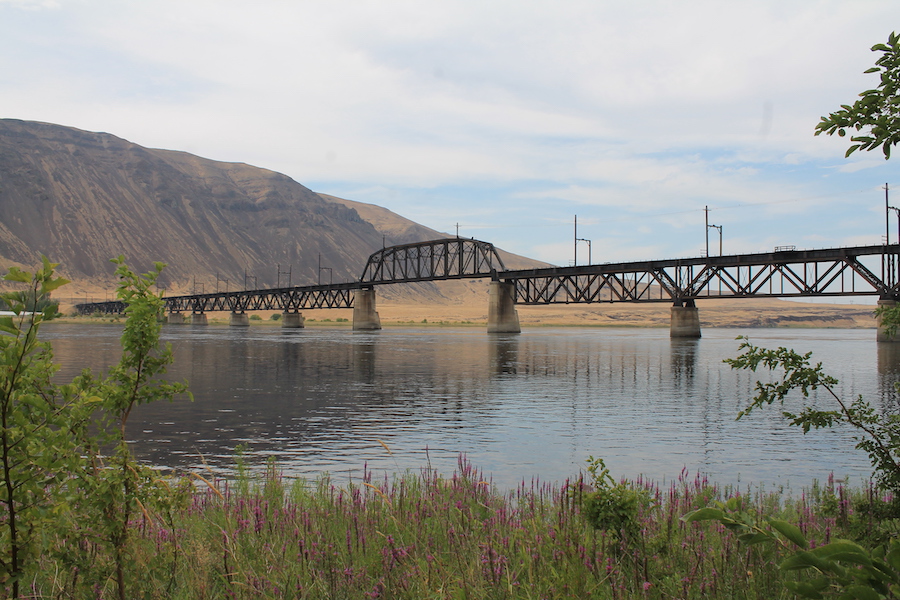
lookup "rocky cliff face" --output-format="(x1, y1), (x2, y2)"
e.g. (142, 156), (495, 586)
(0, 119), (539, 301)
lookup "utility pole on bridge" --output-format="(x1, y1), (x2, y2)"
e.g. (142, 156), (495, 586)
(705, 206), (723, 257)
(276, 264), (292, 288)
(317, 254), (332, 285)
(886, 183), (891, 244)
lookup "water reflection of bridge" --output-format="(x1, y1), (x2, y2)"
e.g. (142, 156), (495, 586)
(76, 238), (900, 340)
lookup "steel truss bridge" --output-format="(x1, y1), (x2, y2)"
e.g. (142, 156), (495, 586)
(75, 239), (900, 315)
(505, 244), (900, 305)
(75, 238), (508, 315)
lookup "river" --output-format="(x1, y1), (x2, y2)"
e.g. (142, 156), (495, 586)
(41, 323), (900, 490)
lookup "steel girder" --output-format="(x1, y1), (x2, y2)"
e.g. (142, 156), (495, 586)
(73, 243), (900, 314)
(162, 284), (356, 313)
(505, 245), (900, 304)
(75, 284), (356, 315)
(360, 238), (506, 284)
(75, 301), (126, 315)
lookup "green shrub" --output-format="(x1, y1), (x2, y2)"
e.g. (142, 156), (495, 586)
(581, 456), (653, 540)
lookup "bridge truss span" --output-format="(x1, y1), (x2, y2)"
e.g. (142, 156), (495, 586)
(360, 238), (505, 284)
(75, 283), (357, 316)
(163, 283), (357, 313)
(503, 244), (900, 304)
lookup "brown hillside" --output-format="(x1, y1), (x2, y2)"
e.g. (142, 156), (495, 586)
(0, 119), (542, 304)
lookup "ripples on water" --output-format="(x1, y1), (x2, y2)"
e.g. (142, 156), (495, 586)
(41, 323), (900, 490)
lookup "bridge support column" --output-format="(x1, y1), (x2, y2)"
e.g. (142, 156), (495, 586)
(353, 288), (382, 330)
(877, 299), (899, 342)
(190, 312), (208, 326)
(230, 312), (250, 327)
(167, 312), (185, 324)
(281, 311), (305, 328)
(487, 280), (521, 333)
(670, 299), (701, 338)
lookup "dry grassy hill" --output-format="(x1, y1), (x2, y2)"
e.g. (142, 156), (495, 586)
(0, 119), (543, 307)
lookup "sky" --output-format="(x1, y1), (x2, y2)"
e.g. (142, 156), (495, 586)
(2, 0), (899, 268)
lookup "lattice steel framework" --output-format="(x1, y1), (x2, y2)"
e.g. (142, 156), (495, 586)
(506, 245), (900, 304)
(74, 243), (900, 315)
(75, 283), (356, 315)
(360, 238), (506, 284)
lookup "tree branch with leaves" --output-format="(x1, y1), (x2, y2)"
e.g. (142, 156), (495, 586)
(815, 31), (900, 159)
(726, 336), (900, 494)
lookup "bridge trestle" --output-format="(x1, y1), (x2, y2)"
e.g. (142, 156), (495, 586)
(72, 242), (900, 340)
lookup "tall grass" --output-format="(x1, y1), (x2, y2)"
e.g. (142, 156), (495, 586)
(21, 458), (893, 599)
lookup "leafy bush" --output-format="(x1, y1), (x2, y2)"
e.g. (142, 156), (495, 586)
(581, 456), (653, 540)
(0, 257), (189, 599)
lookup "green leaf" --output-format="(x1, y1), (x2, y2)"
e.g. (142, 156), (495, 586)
(0, 316), (18, 335)
(812, 540), (870, 561)
(770, 519), (808, 549)
(780, 551), (834, 573)
(681, 507), (726, 523)
(3, 268), (29, 283)
(844, 584), (883, 600)
(738, 532), (773, 546)
(783, 579), (826, 599)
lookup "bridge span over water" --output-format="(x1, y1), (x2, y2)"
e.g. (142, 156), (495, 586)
(75, 238), (900, 340)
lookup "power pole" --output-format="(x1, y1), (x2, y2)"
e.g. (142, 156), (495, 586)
(886, 183), (891, 245)
(705, 206), (709, 257)
(705, 206), (722, 257)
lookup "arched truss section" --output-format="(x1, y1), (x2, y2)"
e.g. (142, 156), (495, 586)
(360, 238), (506, 284)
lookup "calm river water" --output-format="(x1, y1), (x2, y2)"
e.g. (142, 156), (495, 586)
(41, 323), (900, 490)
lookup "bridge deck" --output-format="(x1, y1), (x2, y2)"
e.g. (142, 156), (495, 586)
(74, 242), (900, 315)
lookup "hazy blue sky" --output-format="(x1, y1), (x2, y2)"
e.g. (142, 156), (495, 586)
(2, 0), (898, 266)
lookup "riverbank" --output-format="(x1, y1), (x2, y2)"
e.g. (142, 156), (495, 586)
(21, 458), (890, 599)
(58, 297), (877, 329)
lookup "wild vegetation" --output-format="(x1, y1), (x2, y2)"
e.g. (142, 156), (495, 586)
(0, 257), (188, 599)
(0, 259), (897, 599)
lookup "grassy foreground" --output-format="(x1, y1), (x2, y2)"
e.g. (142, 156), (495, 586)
(18, 456), (891, 600)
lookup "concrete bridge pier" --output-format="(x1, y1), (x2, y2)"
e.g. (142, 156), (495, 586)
(190, 312), (208, 326)
(281, 311), (305, 328)
(877, 299), (898, 342)
(487, 280), (521, 333)
(167, 312), (185, 324)
(670, 299), (701, 338)
(230, 311), (250, 327)
(353, 288), (382, 330)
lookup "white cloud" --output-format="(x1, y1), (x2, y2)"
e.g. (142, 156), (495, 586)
(1, 0), (898, 264)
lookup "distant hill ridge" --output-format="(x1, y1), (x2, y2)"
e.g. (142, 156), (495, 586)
(0, 119), (543, 301)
